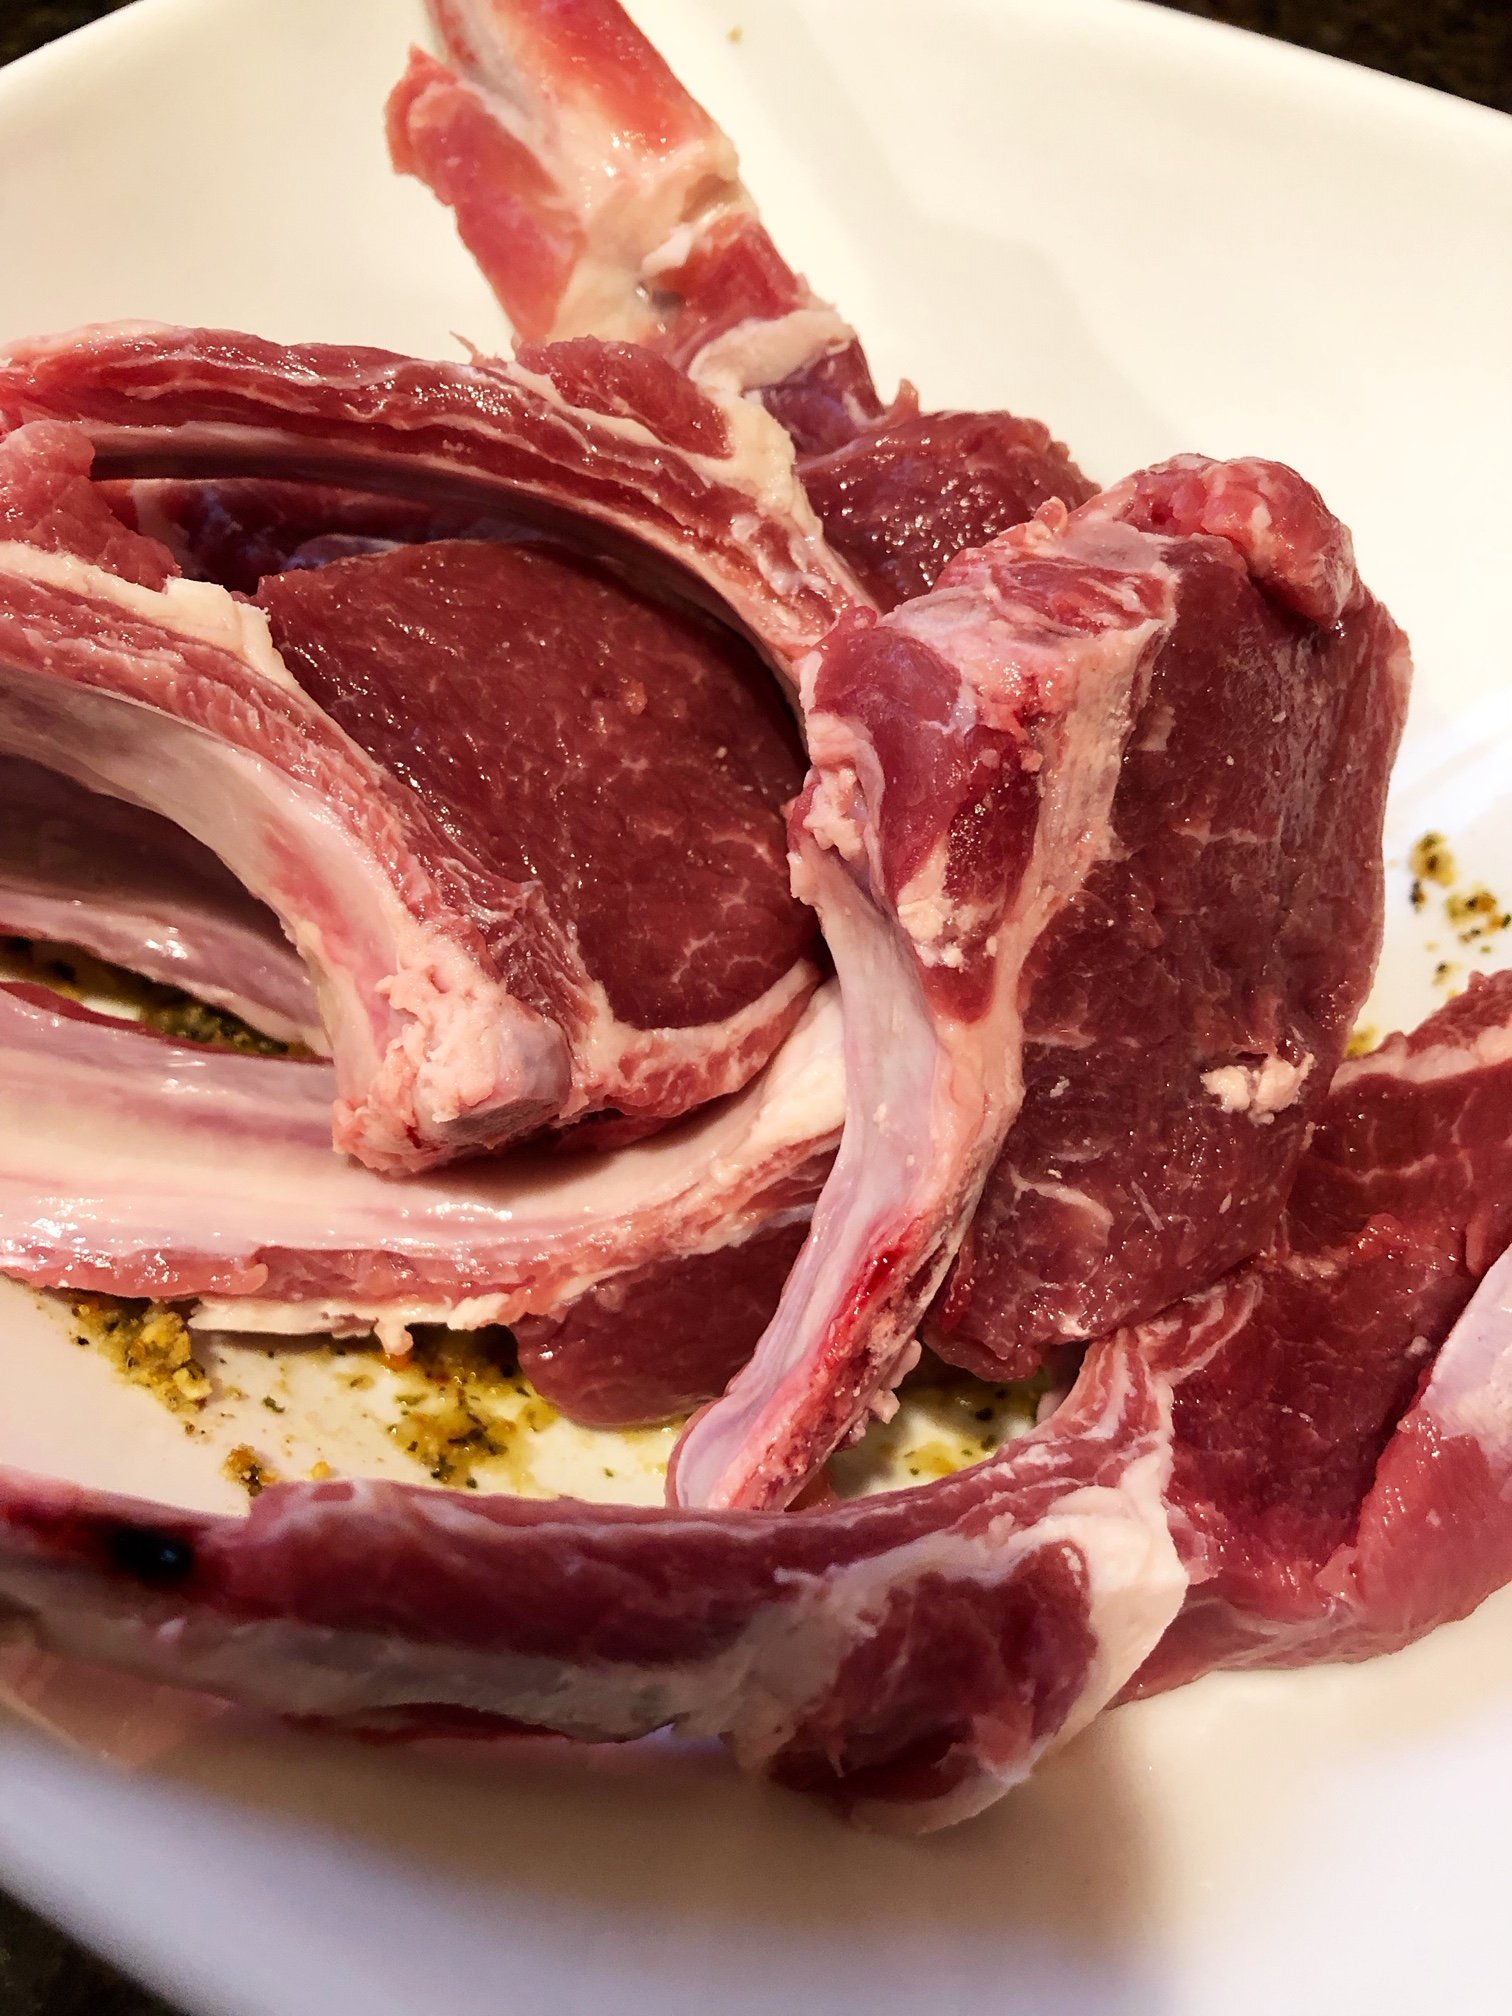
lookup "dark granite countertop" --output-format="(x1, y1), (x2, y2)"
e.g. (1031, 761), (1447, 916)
(0, 1), (1506, 2013)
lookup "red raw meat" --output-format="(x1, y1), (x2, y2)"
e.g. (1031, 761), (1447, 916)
(105, 476), (509, 594)
(0, 980), (841, 1383)
(387, 0), (1095, 584)
(0, 330), (862, 1168)
(0, 1325), (1184, 1832)
(798, 410), (1097, 609)
(515, 1218), (813, 1427)
(1129, 969), (1512, 1693)
(387, 0), (887, 450)
(256, 538), (814, 1039)
(0, 324), (865, 681)
(673, 457), (1408, 1510)
(0, 756), (321, 1050)
(927, 456), (1411, 1378)
(7, 982), (1508, 1827)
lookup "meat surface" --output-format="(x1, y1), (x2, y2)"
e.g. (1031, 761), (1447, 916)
(0, 331), (866, 1167)
(0, 0), (1479, 1839)
(797, 410), (1097, 610)
(672, 457), (1408, 1510)
(8, 980), (1509, 1826)
(515, 1219), (813, 1428)
(0, 757), (321, 1050)
(0, 323), (866, 683)
(256, 538), (814, 1039)
(927, 457), (1410, 1379)
(389, 0), (1094, 573)
(1130, 969), (1512, 1693)
(0, 980), (841, 1390)
(0, 1326), (1184, 1832)
(387, 0), (888, 451)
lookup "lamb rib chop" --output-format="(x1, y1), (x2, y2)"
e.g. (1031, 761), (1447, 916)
(5, 979), (1508, 1830)
(0, 1317), (1185, 1834)
(0, 330), (860, 1171)
(672, 456), (1409, 1509)
(1128, 969), (1512, 1694)
(378, 0), (1408, 1513)
(387, 0), (889, 448)
(0, 978), (840, 1411)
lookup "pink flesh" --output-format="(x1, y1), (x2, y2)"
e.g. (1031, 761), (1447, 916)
(0, 324), (869, 682)
(0, 756), (321, 1049)
(0, 980), (842, 1351)
(387, 0), (887, 450)
(514, 1216), (814, 1428)
(673, 457), (1407, 1511)
(0, 438), (578, 1175)
(10, 979), (1512, 1826)
(256, 538), (815, 1035)
(0, 334), (868, 1163)
(669, 507), (1176, 1509)
(928, 457), (1411, 1377)
(798, 410), (1097, 609)
(1127, 968), (1512, 1693)
(0, 1325), (1183, 1832)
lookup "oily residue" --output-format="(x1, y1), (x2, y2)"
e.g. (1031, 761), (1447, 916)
(829, 1352), (1050, 1496)
(388, 1328), (557, 1490)
(1407, 835), (1511, 990)
(223, 1444), (280, 1498)
(1, 936), (301, 1056)
(68, 1295), (211, 1413)
(52, 1295), (1040, 1504)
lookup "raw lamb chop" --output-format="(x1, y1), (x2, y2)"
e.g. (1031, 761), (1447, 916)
(7, 976), (1512, 1830)
(0, 756), (321, 1051)
(255, 536), (815, 1057)
(0, 979), (840, 1413)
(388, 0), (1093, 583)
(0, 324), (861, 676)
(1127, 969), (1512, 1694)
(924, 457), (1411, 1379)
(0, 1316), (1185, 1833)
(0, 330), (861, 1169)
(672, 456), (1409, 1510)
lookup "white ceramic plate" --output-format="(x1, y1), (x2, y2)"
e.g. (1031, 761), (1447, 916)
(1, 2), (1510, 2011)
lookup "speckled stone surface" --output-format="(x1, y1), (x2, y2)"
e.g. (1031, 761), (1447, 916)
(0, 2), (1505, 2013)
